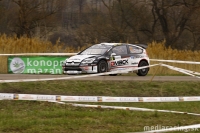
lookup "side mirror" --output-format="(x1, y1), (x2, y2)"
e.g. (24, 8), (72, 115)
(111, 53), (116, 57)
(110, 53), (116, 60)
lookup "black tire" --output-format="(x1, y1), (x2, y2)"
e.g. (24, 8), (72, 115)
(98, 60), (108, 73)
(109, 74), (117, 76)
(137, 60), (149, 76)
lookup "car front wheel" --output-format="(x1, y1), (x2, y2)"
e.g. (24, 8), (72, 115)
(98, 60), (108, 73)
(137, 61), (149, 76)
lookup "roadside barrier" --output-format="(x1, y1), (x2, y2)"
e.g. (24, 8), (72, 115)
(1, 93), (200, 102)
(47, 101), (200, 116)
(1, 62), (200, 83)
(161, 63), (200, 75)
(1, 56), (200, 132)
(1, 52), (200, 64)
(150, 59), (200, 64)
(1, 95), (200, 116)
(161, 64), (200, 78)
(0, 63), (160, 83)
(2, 61), (200, 83)
(0, 53), (77, 56)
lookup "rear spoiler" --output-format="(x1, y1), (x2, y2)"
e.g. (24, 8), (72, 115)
(135, 44), (148, 49)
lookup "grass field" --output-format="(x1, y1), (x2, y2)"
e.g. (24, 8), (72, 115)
(1, 35), (200, 133)
(0, 80), (200, 133)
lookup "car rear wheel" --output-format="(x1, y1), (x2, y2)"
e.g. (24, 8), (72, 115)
(137, 61), (149, 76)
(98, 60), (108, 73)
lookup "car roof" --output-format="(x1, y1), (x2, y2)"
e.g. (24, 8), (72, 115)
(100, 43), (125, 46)
(99, 43), (147, 49)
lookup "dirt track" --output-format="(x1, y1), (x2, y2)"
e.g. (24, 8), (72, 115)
(0, 74), (199, 81)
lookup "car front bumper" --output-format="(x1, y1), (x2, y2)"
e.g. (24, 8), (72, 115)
(63, 65), (98, 74)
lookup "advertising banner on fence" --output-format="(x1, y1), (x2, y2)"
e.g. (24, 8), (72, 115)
(8, 56), (68, 74)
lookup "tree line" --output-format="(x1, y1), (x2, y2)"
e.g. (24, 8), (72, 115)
(0, 0), (200, 50)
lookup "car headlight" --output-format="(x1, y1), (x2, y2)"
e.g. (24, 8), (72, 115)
(81, 58), (96, 64)
(62, 59), (68, 66)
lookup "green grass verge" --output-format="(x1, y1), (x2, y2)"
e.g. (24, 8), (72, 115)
(0, 80), (200, 133)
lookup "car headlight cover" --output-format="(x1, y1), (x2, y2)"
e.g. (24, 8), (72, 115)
(81, 58), (96, 64)
(61, 59), (68, 66)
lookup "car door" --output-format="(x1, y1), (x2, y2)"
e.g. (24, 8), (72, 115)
(109, 45), (130, 70)
(112, 45), (129, 58)
(127, 45), (144, 66)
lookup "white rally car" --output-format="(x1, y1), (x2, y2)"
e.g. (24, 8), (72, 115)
(62, 43), (150, 76)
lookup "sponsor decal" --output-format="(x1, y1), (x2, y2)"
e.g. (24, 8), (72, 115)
(93, 66), (97, 70)
(111, 59), (128, 66)
(131, 62), (138, 65)
(56, 96), (61, 101)
(120, 97), (138, 102)
(14, 94), (19, 100)
(10, 57), (25, 73)
(61, 96), (79, 101)
(0, 93), (14, 99)
(179, 97), (184, 101)
(130, 55), (144, 59)
(8, 56), (67, 74)
(143, 97), (161, 102)
(160, 97), (179, 101)
(37, 95), (56, 101)
(110, 56), (115, 60)
(114, 56), (121, 60)
(183, 97), (200, 101)
(97, 97), (102, 102)
(111, 62), (115, 66)
(78, 96), (97, 102)
(102, 97), (120, 102)
(84, 66), (89, 70)
(138, 97), (143, 102)
(18, 94), (37, 100)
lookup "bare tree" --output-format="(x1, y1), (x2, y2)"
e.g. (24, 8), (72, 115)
(116, 0), (153, 43)
(151, 0), (200, 49)
(9, 0), (65, 38)
(184, 7), (200, 50)
(75, 0), (152, 44)
(1, 0), (200, 49)
(0, 0), (12, 34)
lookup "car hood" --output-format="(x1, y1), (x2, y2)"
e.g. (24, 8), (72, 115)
(67, 55), (97, 62)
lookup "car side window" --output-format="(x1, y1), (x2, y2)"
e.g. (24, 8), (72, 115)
(112, 45), (128, 55)
(128, 46), (143, 54)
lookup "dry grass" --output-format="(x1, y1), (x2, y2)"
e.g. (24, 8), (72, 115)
(0, 34), (200, 75)
(147, 41), (200, 75)
(0, 34), (89, 73)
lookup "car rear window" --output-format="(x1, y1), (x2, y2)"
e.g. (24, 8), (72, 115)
(128, 45), (143, 54)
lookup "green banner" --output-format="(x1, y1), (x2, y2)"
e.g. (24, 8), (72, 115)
(8, 56), (68, 74)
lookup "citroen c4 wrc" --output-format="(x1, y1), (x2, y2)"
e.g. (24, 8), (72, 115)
(62, 43), (150, 76)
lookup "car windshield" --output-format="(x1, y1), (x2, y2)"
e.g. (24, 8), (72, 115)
(79, 44), (111, 55)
